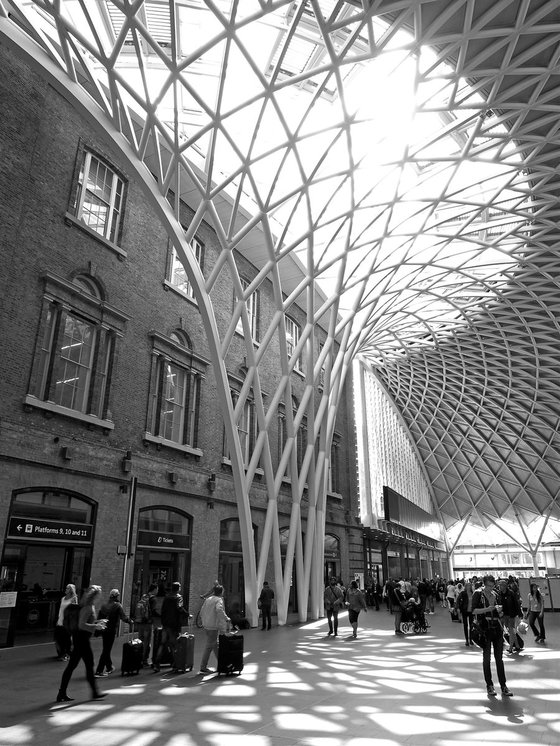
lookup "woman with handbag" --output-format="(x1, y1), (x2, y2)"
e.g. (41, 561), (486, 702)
(54, 583), (78, 660)
(472, 575), (513, 697)
(56, 585), (108, 702)
(527, 583), (546, 643)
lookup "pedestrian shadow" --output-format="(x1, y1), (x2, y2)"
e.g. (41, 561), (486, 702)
(485, 696), (525, 724)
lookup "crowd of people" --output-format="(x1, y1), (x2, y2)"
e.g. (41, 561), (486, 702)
(323, 573), (549, 698)
(52, 573), (548, 702)
(53, 579), (256, 697)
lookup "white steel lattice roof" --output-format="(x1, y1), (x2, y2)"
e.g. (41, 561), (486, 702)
(2, 0), (560, 547)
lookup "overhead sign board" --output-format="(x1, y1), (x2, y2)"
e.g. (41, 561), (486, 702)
(137, 530), (189, 550)
(8, 517), (93, 544)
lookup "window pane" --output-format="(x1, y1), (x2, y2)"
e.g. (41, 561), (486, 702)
(235, 279), (259, 339)
(95, 330), (113, 418)
(36, 303), (57, 398)
(159, 362), (187, 442)
(78, 153), (123, 241)
(53, 314), (95, 412)
(169, 238), (202, 297)
(286, 316), (301, 369)
(138, 508), (190, 535)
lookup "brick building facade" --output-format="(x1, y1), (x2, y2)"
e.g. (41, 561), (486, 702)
(0, 43), (360, 645)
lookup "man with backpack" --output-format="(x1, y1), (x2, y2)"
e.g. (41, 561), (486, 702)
(323, 577), (345, 636)
(152, 582), (189, 673)
(134, 584), (157, 666)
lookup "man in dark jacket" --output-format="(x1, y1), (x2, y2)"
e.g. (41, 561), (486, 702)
(323, 577), (345, 636)
(152, 582), (188, 672)
(497, 578), (522, 653)
(258, 581), (275, 630)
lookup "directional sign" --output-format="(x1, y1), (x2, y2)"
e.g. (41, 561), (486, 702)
(8, 517), (93, 544)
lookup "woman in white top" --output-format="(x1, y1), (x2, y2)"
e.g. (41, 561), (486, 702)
(527, 584), (546, 643)
(446, 581), (457, 609)
(54, 583), (78, 661)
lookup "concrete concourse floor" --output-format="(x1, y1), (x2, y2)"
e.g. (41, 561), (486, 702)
(1, 605), (559, 746)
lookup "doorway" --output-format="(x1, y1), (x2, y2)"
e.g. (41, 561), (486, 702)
(132, 507), (192, 615)
(218, 518), (257, 622)
(0, 542), (92, 644)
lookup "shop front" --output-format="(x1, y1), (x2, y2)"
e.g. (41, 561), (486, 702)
(131, 507), (192, 614)
(0, 488), (95, 647)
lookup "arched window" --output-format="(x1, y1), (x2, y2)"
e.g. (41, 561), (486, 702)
(137, 508), (191, 545)
(324, 534), (340, 558)
(26, 272), (125, 428)
(11, 489), (94, 522)
(145, 330), (207, 454)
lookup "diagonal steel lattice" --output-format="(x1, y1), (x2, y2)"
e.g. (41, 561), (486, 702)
(2, 0), (560, 617)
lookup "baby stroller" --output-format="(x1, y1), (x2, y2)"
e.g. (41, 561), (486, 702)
(400, 599), (430, 634)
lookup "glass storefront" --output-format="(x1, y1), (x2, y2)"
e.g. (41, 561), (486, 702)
(0, 489), (95, 647)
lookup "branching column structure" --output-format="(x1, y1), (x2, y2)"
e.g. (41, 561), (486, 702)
(3, 0), (560, 620)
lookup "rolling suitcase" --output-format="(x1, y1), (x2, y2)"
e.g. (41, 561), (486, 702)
(172, 633), (195, 672)
(217, 633), (244, 675)
(121, 634), (143, 676)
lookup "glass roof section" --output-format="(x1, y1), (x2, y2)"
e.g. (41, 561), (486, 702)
(2, 0), (560, 541)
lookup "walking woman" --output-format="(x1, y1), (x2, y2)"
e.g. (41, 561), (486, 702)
(527, 583), (546, 644)
(54, 584), (78, 661)
(95, 589), (133, 676)
(472, 575), (513, 697)
(346, 580), (368, 639)
(56, 585), (108, 702)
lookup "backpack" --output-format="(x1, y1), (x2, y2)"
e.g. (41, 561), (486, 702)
(134, 595), (151, 624)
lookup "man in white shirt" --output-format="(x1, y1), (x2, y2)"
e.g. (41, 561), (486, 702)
(199, 584), (230, 673)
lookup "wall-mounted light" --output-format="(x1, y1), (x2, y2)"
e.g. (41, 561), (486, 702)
(207, 499), (215, 510)
(121, 450), (132, 473)
(60, 446), (72, 460)
(207, 472), (216, 492)
(168, 471), (178, 484)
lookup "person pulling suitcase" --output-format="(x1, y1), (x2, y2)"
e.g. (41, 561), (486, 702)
(199, 584), (230, 674)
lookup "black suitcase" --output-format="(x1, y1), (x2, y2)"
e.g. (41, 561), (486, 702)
(121, 636), (143, 676)
(153, 627), (174, 666)
(217, 633), (244, 675)
(173, 633), (195, 672)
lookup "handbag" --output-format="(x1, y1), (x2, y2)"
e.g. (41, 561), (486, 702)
(471, 620), (487, 648)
